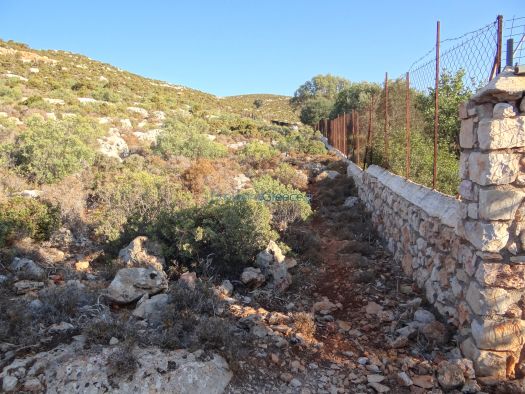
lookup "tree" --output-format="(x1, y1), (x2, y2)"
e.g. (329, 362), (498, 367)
(299, 97), (334, 126)
(330, 82), (381, 118)
(253, 99), (263, 109)
(291, 74), (350, 108)
(416, 70), (472, 155)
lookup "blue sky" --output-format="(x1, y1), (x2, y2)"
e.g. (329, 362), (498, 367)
(0, 1), (521, 96)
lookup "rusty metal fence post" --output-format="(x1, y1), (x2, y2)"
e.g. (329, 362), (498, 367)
(433, 21), (440, 190)
(490, 15), (503, 80)
(405, 72), (411, 179)
(383, 72), (389, 169)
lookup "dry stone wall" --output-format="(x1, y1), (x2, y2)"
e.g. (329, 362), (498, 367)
(344, 69), (525, 380)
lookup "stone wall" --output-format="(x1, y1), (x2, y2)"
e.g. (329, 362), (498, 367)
(345, 69), (525, 380)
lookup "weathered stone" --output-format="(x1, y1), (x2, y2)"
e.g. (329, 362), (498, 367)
(461, 337), (508, 378)
(0, 343), (232, 394)
(437, 360), (465, 390)
(240, 267), (265, 288)
(218, 280), (233, 296)
(421, 320), (448, 345)
(106, 267), (168, 303)
(465, 281), (520, 315)
(459, 180), (478, 201)
(472, 69), (525, 102)
(459, 102), (469, 119)
(471, 318), (525, 351)
(475, 262), (525, 289)
(10, 257), (45, 280)
(478, 116), (525, 150)
(467, 203), (478, 219)
(493, 103), (517, 119)
(464, 220), (509, 252)
(460, 117), (475, 148)
(14, 280), (44, 294)
(468, 151), (519, 185)
(270, 263), (291, 292)
(117, 236), (165, 272)
(478, 188), (524, 220)
(132, 293), (169, 323)
(396, 371), (413, 386)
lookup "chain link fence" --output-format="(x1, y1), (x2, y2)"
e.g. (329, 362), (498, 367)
(317, 15), (524, 196)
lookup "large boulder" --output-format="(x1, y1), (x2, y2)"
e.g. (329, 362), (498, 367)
(132, 293), (169, 324)
(106, 267), (168, 303)
(0, 342), (232, 394)
(117, 236), (165, 272)
(10, 257), (45, 280)
(240, 267), (266, 288)
(98, 130), (129, 161)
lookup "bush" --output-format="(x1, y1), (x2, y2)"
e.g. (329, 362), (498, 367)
(238, 141), (279, 168)
(182, 158), (217, 194)
(158, 199), (277, 274)
(0, 196), (60, 247)
(273, 163), (307, 190)
(9, 116), (102, 184)
(251, 175), (312, 230)
(90, 169), (193, 242)
(276, 127), (326, 155)
(155, 118), (227, 159)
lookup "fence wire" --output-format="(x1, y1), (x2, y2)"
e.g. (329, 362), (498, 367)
(318, 14), (524, 196)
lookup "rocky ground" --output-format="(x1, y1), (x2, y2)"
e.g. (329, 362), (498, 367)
(0, 158), (521, 393)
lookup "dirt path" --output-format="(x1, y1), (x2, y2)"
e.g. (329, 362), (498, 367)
(226, 162), (486, 394)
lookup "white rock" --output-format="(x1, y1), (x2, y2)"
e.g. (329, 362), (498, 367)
(2, 375), (18, 391)
(132, 293), (169, 322)
(106, 267), (168, 303)
(493, 103), (517, 119)
(43, 97), (65, 105)
(29, 67), (39, 73)
(10, 257), (45, 280)
(127, 107), (149, 118)
(315, 170), (340, 182)
(77, 97), (101, 104)
(414, 309), (435, 324)
(240, 267), (265, 288)
(117, 236), (165, 272)
(343, 196), (359, 208)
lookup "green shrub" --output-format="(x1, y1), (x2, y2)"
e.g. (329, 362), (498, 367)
(273, 163), (308, 190)
(238, 141), (279, 167)
(0, 197), (60, 246)
(91, 169), (193, 242)
(158, 199), (277, 274)
(156, 118), (227, 159)
(0, 80), (22, 104)
(9, 116), (102, 184)
(276, 127), (326, 155)
(251, 175), (312, 230)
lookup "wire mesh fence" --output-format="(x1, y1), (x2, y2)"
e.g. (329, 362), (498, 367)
(317, 14), (525, 196)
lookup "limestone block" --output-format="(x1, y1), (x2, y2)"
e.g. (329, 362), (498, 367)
(460, 117), (475, 148)
(458, 244), (476, 276)
(477, 116), (525, 150)
(471, 70), (525, 103)
(471, 318), (525, 351)
(461, 337), (508, 378)
(468, 152), (519, 186)
(465, 281), (520, 315)
(464, 220), (509, 252)
(467, 203), (478, 219)
(478, 188), (524, 220)
(460, 152), (469, 180)
(493, 103), (517, 119)
(459, 180), (478, 201)
(475, 262), (525, 289)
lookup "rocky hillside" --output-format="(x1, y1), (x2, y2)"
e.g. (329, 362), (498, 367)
(0, 39), (500, 394)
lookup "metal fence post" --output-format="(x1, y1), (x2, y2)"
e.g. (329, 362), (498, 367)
(507, 38), (514, 67)
(356, 113), (360, 166)
(433, 21), (440, 190)
(384, 72), (389, 168)
(406, 72), (411, 179)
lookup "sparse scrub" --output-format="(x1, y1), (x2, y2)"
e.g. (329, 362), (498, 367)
(292, 312), (316, 339)
(156, 118), (227, 159)
(158, 198), (277, 274)
(238, 141), (279, 168)
(8, 116), (102, 184)
(252, 175), (312, 230)
(0, 196), (61, 247)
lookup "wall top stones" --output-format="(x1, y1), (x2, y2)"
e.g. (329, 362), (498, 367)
(472, 68), (525, 103)
(348, 164), (459, 229)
